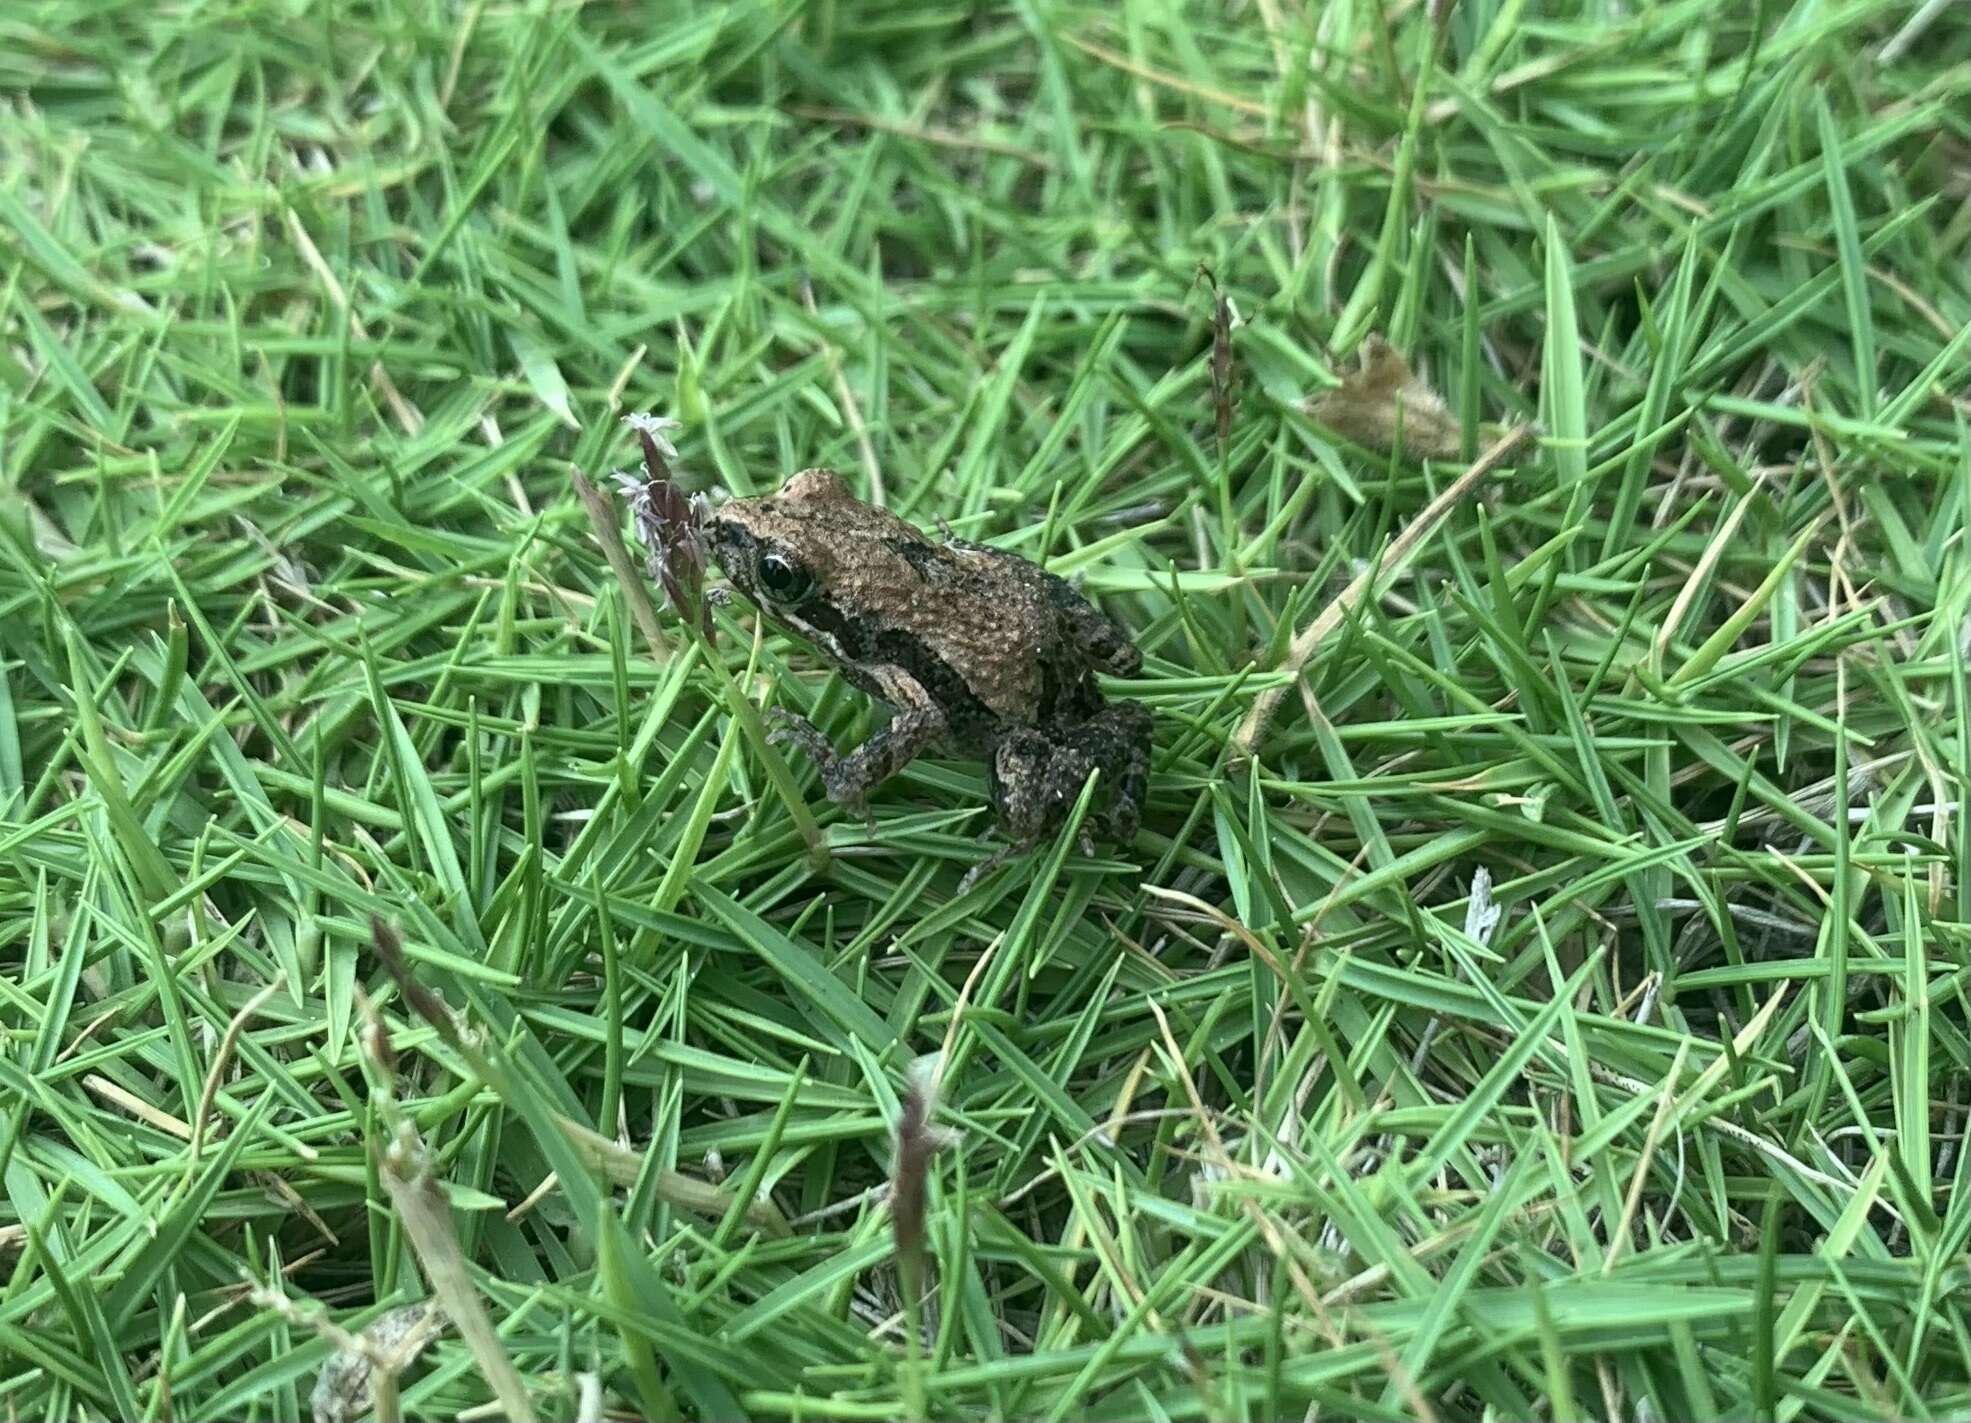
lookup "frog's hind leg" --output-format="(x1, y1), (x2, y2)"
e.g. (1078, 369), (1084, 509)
(1082, 702), (1151, 842)
(963, 709), (1147, 891)
(1054, 589), (1141, 677)
(988, 704), (1151, 852)
(987, 728), (1087, 845)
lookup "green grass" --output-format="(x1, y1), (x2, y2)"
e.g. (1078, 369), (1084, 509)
(3, 1), (1969, 1419)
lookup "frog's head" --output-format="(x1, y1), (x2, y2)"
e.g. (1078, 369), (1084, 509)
(704, 467), (936, 669)
(702, 468), (855, 615)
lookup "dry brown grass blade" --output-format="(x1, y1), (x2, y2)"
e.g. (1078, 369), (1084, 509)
(188, 973), (285, 1165)
(373, 1115), (536, 1423)
(554, 1112), (794, 1236)
(364, 921), (537, 1423)
(1197, 266), (1238, 449)
(891, 1056), (955, 1422)
(892, 1058), (956, 1307)
(1232, 423), (1530, 757)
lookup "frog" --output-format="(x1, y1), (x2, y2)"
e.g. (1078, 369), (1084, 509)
(702, 468), (1151, 885)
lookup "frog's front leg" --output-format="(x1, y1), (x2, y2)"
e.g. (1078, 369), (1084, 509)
(768, 702), (947, 819)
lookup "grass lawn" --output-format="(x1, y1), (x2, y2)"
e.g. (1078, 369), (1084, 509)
(4, 0), (1969, 1418)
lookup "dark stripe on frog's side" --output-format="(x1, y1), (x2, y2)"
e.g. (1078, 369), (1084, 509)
(793, 592), (1007, 747)
(858, 543), (1105, 727)
(849, 536), (1090, 721)
(710, 517), (998, 736)
(884, 537), (943, 580)
(710, 513), (1102, 745)
(890, 534), (1110, 719)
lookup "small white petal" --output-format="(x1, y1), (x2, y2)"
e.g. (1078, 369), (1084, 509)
(622, 411), (683, 459)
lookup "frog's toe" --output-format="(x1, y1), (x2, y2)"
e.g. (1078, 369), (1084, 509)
(817, 765), (872, 816)
(766, 709), (835, 762)
(957, 840), (1031, 895)
(1102, 798), (1142, 845)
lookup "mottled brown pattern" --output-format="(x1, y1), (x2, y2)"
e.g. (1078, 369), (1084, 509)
(702, 469), (1152, 875)
(707, 469), (1056, 724)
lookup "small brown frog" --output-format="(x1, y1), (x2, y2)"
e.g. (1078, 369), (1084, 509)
(704, 469), (1150, 883)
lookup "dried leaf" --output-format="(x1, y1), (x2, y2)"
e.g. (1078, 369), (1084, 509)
(1306, 335), (1462, 458)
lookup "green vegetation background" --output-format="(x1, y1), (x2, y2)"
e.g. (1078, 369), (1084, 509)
(1, 1), (1967, 1419)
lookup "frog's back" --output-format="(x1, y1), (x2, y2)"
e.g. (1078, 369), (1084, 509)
(907, 543), (1107, 733)
(800, 535), (1084, 740)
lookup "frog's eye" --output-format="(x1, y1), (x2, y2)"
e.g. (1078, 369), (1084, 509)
(756, 551), (814, 603)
